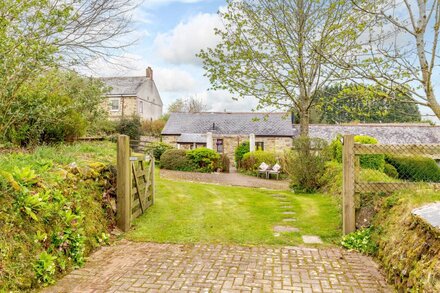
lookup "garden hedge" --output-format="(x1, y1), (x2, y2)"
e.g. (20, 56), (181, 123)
(241, 150), (276, 172)
(330, 134), (385, 171)
(144, 142), (174, 161)
(160, 149), (195, 171)
(386, 156), (440, 182)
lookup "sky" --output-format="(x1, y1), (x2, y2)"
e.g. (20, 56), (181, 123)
(87, 0), (439, 124)
(90, 0), (257, 113)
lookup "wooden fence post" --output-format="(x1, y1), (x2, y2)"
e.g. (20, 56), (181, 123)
(117, 135), (131, 232)
(151, 158), (155, 205)
(343, 135), (356, 235)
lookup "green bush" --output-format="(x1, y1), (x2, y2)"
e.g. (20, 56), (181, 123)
(116, 116), (141, 140)
(330, 135), (385, 171)
(383, 163), (399, 179)
(160, 149), (195, 171)
(2, 69), (108, 146)
(235, 141), (250, 165)
(241, 150), (276, 172)
(0, 142), (115, 291)
(144, 142), (174, 161)
(282, 137), (329, 192)
(386, 156), (440, 182)
(187, 147), (220, 173)
(215, 154), (230, 173)
(341, 226), (377, 255)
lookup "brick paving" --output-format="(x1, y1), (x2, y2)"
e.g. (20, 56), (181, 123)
(44, 240), (391, 292)
(159, 169), (290, 190)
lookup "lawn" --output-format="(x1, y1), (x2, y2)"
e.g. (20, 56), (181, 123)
(126, 176), (342, 246)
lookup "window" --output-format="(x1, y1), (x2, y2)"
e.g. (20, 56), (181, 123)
(216, 139), (224, 153)
(256, 142), (264, 151)
(109, 98), (120, 111)
(139, 100), (143, 114)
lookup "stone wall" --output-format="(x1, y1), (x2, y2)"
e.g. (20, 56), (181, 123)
(106, 96), (137, 120)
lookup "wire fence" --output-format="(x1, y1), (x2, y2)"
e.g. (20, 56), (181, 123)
(342, 135), (440, 234)
(353, 143), (440, 194)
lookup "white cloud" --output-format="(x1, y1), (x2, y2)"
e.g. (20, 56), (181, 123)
(153, 12), (221, 65)
(195, 90), (258, 112)
(154, 67), (196, 92)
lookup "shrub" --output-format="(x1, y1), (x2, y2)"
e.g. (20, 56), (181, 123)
(330, 135), (385, 171)
(187, 147), (220, 173)
(235, 141), (250, 166)
(241, 150), (276, 172)
(160, 149), (195, 171)
(141, 119), (167, 137)
(319, 161), (343, 198)
(144, 142), (174, 161)
(383, 163), (399, 179)
(282, 137), (329, 192)
(386, 156), (440, 182)
(341, 226), (377, 255)
(116, 116), (141, 140)
(215, 154), (230, 173)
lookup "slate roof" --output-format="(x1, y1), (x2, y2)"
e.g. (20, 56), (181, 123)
(162, 112), (440, 145)
(177, 133), (207, 143)
(100, 76), (148, 96)
(307, 124), (440, 144)
(162, 112), (296, 136)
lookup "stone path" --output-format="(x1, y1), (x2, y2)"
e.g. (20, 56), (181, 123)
(160, 169), (290, 190)
(271, 194), (322, 245)
(44, 241), (391, 292)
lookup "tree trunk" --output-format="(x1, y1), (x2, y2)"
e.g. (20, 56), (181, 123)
(299, 105), (310, 137)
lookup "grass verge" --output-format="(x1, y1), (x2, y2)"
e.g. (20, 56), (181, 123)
(126, 177), (341, 245)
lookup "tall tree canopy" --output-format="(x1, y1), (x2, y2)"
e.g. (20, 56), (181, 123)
(311, 84), (421, 124)
(338, 0), (440, 120)
(199, 0), (370, 135)
(0, 0), (136, 140)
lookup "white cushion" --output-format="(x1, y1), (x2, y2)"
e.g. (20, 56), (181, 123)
(271, 163), (281, 172)
(259, 162), (269, 171)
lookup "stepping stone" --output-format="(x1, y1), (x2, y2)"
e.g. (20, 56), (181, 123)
(272, 194), (286, 198)
(283, 218), (296, 222)
(302, 235), (323, 244)
(273, 226), (300, 233)
(280, 206), (293, 209)
(273, 232), (280, 237)
(282, 211), (296, 215)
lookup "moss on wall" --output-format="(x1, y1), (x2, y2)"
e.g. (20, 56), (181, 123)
(371, 190), (440, 292)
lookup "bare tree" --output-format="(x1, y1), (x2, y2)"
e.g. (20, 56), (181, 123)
(0, 0), (137, 138)
(199, 0), (370, 136)
(168, 97), (208, 113)
(339, 0), (440, 119)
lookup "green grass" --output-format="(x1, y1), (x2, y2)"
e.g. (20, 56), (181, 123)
(126, 177), (341, 246)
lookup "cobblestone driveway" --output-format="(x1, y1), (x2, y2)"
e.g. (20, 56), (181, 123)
(44, 240), (390, 292)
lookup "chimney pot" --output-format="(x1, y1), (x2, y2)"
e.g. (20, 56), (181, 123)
(146, 67), (153, 80)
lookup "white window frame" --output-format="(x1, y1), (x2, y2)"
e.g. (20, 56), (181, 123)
(139, 100), (143, 114)
(109, 98), (120, 112)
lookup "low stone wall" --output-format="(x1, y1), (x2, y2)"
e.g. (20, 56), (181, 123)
(372, 193), (440, 291)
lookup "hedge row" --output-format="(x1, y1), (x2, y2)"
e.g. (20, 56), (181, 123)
(160, 148), (229, 173)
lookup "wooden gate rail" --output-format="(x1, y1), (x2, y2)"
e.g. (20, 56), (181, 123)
(117, 135), (155, 232)
(342, 134), (440, 235)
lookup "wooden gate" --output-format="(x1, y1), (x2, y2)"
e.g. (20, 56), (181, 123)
(117, 135), (155, 232)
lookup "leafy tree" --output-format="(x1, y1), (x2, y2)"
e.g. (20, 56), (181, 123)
(199, 0), (371, 136)
(5, 69), (108, 145)
(0, 0), (136, 141)
(338, 1), (440, 120)
(311, 84), (421, 124)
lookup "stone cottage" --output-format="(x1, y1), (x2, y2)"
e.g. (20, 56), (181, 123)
(100, 67), (163, 121)
(161, 112), (440, 162)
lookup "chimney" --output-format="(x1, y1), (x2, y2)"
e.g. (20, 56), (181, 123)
(146, 67), (153, 80)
